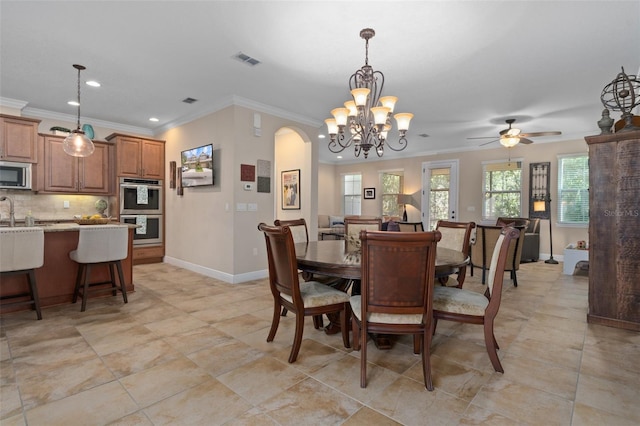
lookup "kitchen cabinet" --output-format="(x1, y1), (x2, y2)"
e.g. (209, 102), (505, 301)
(585, 129), (640, 331)
(106, 133), (165, 179)
(0, 114), (41, 163)
(39, 134), (113, 194)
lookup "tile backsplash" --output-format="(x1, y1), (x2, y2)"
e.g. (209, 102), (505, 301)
(0, 191), (116, 222)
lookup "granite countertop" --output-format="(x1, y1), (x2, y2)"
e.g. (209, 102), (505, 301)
(0, 222), (138, 232)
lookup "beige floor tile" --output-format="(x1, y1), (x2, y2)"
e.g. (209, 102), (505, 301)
(102, 339), (183, 378)
(458, 405), (518, 425)
(162, 325), (233, 355)
(0, 413), (26, 426)
(24, 381), (138, 425)
(312, 353), (400, 404)
(342, 407), (401, 425)
(18, 356), (115, 410)
(144, 313), (209, 337)
(217, 356), (307, 405)
(271, 338), (349, 373)
(0, 337), (10, 362)
(430, 336), (495, 372)
(213, 313), (273, 338)
(222, 406), (279, 425)
(471, 376), (573, 425)
(368, 376), (468, 425)
(498, 354), (579, 400)
(187, 339), (264, 377)
(571, 402), (639, 426)
(574, 373), (640, 423)
(119, 356), (211, 408)
(1, 383), (22, 419)
(257, 377), (362, 425)
(506, 337), (583, 371)
(144, 378), (252, 425)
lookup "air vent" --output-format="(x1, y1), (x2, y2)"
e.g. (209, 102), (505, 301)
(234, 52), (261, 66)
(182, 97), (198, 104)
(418, 133), (430, 138)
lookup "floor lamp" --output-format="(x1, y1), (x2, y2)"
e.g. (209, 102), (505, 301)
(534, 195), (558, 264)
(397, 194), (412, 222)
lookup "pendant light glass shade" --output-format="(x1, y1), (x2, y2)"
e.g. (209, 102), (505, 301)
(63, 64), (95, 157)
(63, 129), (95, 157)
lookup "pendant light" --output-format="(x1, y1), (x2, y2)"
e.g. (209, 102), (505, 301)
(63, 64), (95, 157)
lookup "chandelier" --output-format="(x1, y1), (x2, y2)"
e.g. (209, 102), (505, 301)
(325, 28), (413, 158)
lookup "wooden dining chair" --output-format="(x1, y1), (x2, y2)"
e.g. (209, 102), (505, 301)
(350, 229), (441, 390)
(435, 220), (476, 288)
(397, 221), (425, 232)
(344, 217), (382, 252)
(274, 218), (344, 328)
(470, 224), (526, 286)
(258, 223), (350, 363)
(433, 226), (520, 373)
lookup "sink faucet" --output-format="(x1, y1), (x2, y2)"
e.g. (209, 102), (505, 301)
(0, 196), (15, 227)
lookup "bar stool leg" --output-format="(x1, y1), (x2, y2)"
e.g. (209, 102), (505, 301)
(115, 260), (128, 304)
(72, 264), (85, 304)
(81, 264), (92, 312)
(26, 269), (42, 320)
(108, 263), (117, 296)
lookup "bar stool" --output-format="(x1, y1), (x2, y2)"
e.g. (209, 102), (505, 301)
(70, 225), (129, 312)
(0, 227), (44, 320)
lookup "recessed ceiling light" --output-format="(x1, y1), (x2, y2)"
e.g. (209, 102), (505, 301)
(68, 101), (79, 106)
(318, 134), (326, 139)
(86, 80), (101, 87)
(149, 117), (159, 122)
(337, 156), (343, 159)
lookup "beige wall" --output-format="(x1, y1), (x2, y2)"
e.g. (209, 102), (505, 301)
(318, 162), (337, 216)
(327, 138), (590, 260)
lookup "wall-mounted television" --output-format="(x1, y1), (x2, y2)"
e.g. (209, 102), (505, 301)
(181, 144), (214, 187)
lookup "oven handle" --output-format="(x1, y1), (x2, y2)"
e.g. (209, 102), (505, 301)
(120, 184), (163, 190)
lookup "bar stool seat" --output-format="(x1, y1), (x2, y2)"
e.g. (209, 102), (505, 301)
(0, 227), (45, 320)
(70, 225), (129, 312)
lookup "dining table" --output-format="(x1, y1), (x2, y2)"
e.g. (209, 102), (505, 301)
(294, 239), (469, 345)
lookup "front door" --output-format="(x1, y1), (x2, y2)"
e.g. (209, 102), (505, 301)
(422, 160), (459, 230)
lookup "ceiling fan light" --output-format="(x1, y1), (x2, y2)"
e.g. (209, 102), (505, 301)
(506, 128), (521, 136)
(500, 135), (520, 148)
(63, 129), (95, 157)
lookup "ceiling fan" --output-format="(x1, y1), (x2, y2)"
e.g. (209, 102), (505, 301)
(468, 118), (562, 147)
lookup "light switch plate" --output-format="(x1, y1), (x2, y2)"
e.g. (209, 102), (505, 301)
(248, 203), (257, 211)
(236, 203), (247, 211)
(244, 183), (253, 191)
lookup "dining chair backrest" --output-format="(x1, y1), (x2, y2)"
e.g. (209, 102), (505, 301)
(486, 228), (520, 298)
(436, 220), (475, 255)
(257, 223), (301, 304)
(361, 230), (441, 317)
(344, 217), (382, 251)
(274, 218), (308, 244)
(397, 221), (425, 232)
(471, 224), (526, 285)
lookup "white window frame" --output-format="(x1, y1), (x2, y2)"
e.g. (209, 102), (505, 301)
(379, 169), (404, 218)
(342, 172), (362, 216)
(557, 153), (589, 228)
(481, 159), (523, 221)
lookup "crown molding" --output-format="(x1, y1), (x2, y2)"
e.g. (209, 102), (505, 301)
(0, 97), (29, 110)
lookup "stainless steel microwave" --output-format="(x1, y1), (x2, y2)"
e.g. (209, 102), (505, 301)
(0, 161), (32, 190)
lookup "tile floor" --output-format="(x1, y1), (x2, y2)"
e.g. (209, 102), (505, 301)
(1, 262), (639, 425)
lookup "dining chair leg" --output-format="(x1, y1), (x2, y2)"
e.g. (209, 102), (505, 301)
(281, 307), (288, 317)
(422, 330), (434, 391)
(288, 313), (305, 363)
(340, 306), (350, 349)
(483, 319), (503, 373)
(413, 335), (420, 354)
(267, 302), (281, 342)
(360, 323), (367, 388)
(351, 316), (360, 351)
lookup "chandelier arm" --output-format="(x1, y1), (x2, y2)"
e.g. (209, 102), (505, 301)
(385, 135), (409, 152)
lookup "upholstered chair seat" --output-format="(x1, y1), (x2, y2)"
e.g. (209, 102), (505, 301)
(433, 286), (488, 316)
(281, 281), (350, 307)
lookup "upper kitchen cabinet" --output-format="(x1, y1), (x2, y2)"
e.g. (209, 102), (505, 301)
(38, 134), (113, 194)
(0, 114), (41, 163)
(106, 133), (165, 179)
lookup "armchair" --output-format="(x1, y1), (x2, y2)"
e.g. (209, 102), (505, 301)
(497, 217), (540, 262)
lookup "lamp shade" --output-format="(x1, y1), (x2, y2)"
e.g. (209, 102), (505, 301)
(331, 107), (349, 126)
(351, 88), (370, 106)
(379, 96), (398, 112)
(533, 200), (546, 212)
(397, 194), (413, 205)
(343, 100), (357, 116)
(63, 130), (95, 157)
(394, 113), (413, 131)
(500, 136), (520, 148)
(325, 118), (338, 135)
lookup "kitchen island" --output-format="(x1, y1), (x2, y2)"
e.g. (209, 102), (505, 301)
(1, 223), (135, 314)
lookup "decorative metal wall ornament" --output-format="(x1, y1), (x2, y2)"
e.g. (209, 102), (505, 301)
(325, 28), (413, 159)
(600, 66), (640, 132)
(529, 162), (551, 220)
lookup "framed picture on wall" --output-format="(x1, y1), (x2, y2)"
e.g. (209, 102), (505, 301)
(281, 169), (301, 210)
(364, 187), (376, 199)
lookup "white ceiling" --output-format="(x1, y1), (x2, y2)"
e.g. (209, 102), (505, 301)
(1, 1), (639, 164)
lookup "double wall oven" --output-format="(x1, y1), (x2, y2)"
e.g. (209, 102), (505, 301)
(119, 177), (163, 246)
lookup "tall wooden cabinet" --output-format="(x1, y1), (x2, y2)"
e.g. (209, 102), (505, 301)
(0, 114), (40, 163)
(37, 134), (113, 194)
(585, 129), (640, 331)
(106, 133), (165, 179)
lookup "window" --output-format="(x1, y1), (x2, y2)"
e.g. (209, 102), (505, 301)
(482, 161), (522, 220)
(343, 173), (361, 215)
(558, 154), (589, 225)
(429, 168), (450, 230)
(381, 171), (403, 217)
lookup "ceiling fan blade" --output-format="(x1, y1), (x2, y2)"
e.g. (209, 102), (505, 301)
(519, 131), (562, 137)
(519, 137), (534, 144)
(467, 136), (499, 140)
(479, 139), (498, 146)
